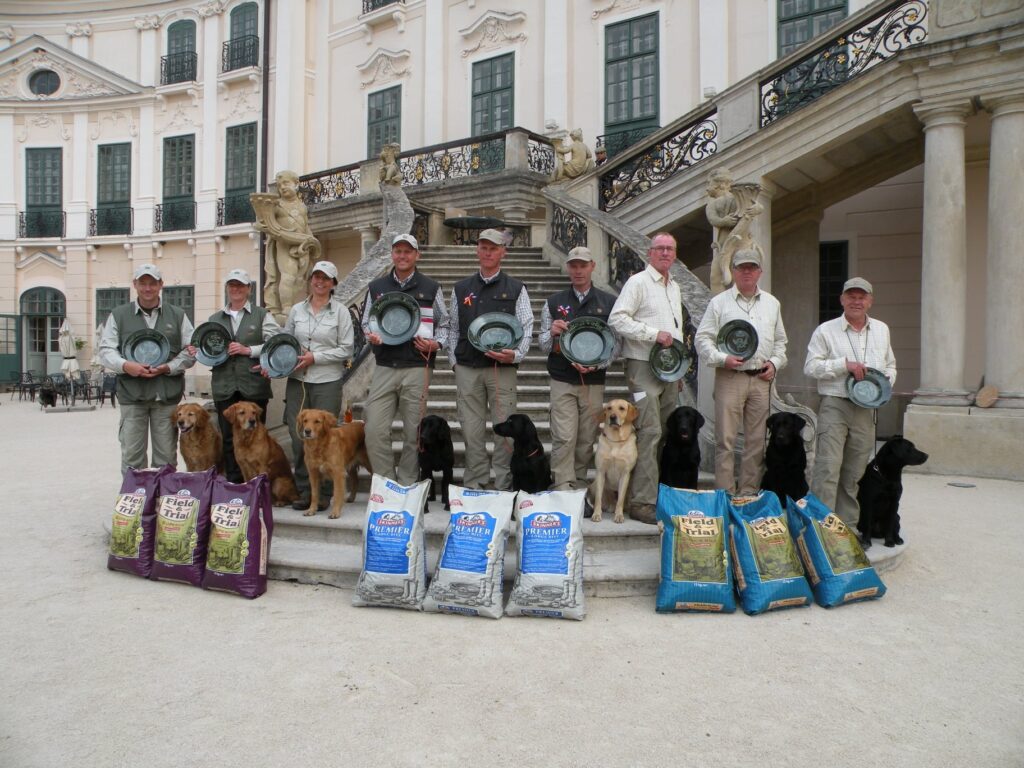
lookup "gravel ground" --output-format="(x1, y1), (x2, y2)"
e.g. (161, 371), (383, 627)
(1, 397), (1021, 768)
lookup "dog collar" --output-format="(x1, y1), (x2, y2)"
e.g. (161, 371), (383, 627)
(526, 447), (542, 458)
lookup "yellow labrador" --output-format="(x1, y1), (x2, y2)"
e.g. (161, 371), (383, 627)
(588, 399), (639, 523)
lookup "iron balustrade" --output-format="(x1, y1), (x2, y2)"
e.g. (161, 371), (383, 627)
(154, 200), (196, 232)
(340, 295), (370, 387)
(399, 136), (505, 186)
(222, 35), (260, 72)
(450, 225), (531, 248)
(598, 112), (718, 212)
(597, 126), (660, 161)
(550, 205), (587, 255)
(527, 137), (556, 177)
(608, 236), (646, 292)
(298, 163), (360, 207)
(161, 51), (198, 85)
(362, 0), (404, 13)
(760, 0), (928, 127)
(90, 207), (133, 236)
(19, 210), (65, 238)
(217, 193), (256, 226)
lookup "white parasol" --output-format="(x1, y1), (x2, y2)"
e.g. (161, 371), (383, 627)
(58, 318), (80, 377)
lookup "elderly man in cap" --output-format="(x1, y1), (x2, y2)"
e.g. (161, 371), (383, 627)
(608, 232), (685, 523)
(695, 248), (787, 496)
(539, 245), (619, 491)
(361, 234), (449, 484)
(98, 263), (196, 474)
(205, 268), (281, 482)
(447, 228), (533, 490)
(805, 277), (896, 524)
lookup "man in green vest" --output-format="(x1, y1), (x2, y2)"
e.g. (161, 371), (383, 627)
(206, 268), (282, 482)
(98, 263), (196, 474)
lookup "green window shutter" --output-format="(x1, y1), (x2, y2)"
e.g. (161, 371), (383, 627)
(471, 53), (514, 137)
(162, 286), (194, 324)
(168, 20), (196, 55)
(96, 288), (130, 326)
(97, 143), (131, 205)
(230, 2), (259, 39)
(604, 13), (659, 138)
(163, 135), (195, 200)
(778, 0), (847, 56)
(26, 148), (62, 209)
(367, 86), (401, 159)
(225, 123), (257, 194)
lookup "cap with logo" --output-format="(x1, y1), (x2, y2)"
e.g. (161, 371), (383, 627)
(224, 268), (252, 285)
(566, 246), (594, 263)
(477, 228), (507, 245)
(133, 263), (163, 281)
(310, 260), (339, 283)
(842, 277), (873, 294)
(392, 233), (419, 250)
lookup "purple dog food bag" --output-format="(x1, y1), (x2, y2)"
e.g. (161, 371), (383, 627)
(201, 475), (274, 599)
(149, 467), (216, 586)
(107, 465), (174, 578)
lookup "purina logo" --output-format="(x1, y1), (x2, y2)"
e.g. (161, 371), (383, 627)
(531, 514), (561, 528)
(519, 500), (534, 510)
(176, 489), (192, 496)
(457, 513), (487, 527)
(377, 512), (406, 526)
(687, 510), (706, 518)
(134, 488), (146, 495)
(450, 499), (464, 507)
(231, 498), (244, 504)
(370, 493), (384, 503)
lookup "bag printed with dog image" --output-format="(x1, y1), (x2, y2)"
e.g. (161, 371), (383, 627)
(505, 489), (586, 621)
(149, 467), (217, 586)
(656, 486), (735, 613)
(201, 474), (274, 599)
(107, 465), (174, 578)
(728, 492), (813, 615)
(786, 493), (886, 608)
(422, 486), (516, 619)
(352, 474), (430, 610)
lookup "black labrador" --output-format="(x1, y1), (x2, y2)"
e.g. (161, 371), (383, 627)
(856, 436), (929, 549)
(418, 415), (455, 511)
(660, 406), (705, 489)
(493, 414), (552, 493)
(760, 412), (809, 504)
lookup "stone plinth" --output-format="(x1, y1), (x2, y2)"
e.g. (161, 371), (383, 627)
(903, 403), (1024, 480)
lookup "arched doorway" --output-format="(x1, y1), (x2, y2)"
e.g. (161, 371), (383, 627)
(20, 287), (65, 375)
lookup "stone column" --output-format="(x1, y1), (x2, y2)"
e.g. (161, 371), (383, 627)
(984, 96), (1024, 405)
(66, 113), (89, 239)
(0, 113), (16, 240)
(698, 0), (728, 98)
(136, 104), (156, 236)
(423, 0), (445, 145)
(543, 0), (568, 134)
(311, 0), (331, 172)
(197, 10), (221, 231)
(751, 179), (775, 291)
(272, 0), (307, 174)
(913, 102), (971, 404)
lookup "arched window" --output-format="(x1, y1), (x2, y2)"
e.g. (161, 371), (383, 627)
(163, 20), (198, 84)
(230, 3), (259, 39)
(20, 287), (65, 317)
(225, 3), (260, 71)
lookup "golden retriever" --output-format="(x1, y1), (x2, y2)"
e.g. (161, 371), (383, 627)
(223, 401), (299, 506)
(296, 409), (372, 519)
(588, 399), (639, 524)
(173, 402), (223, 473)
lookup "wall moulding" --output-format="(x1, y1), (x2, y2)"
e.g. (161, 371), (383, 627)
(357, 47), (411, 89)
(459, 11), (527, 58)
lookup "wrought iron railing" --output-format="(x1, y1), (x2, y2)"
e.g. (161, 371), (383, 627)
(362, 0), (404, 13)
(597, 126), (660, 161)
(298, 162), (360, 207)
(451, 225), (531, 248)
(161, 51), (198, 85)
(400, 135), (505, 185)
(608, 236), (645, 291)
(217, 193), (255, 226)
(550, 205), (587, 255)
(342, 293), (371, 386)
(598, 112), (718, 212)
(528, 137), (556, 177)
(411, 210), (430, 246)
(154, 200), (196, 232)
(760, 0), (927, 127)
(222, 35), (259, 72)
(19, 210), (65, 238)
(90, 206), (133, 236)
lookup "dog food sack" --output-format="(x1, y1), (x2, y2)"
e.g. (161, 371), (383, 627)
(505, 489), (586, 620)
(352, 475), (430, 610)
(786, 494), (886, 607)
(107, 465), (174, 578)
(728, 492), (813, 615)
(656, 486), (736, 613)
(149, 467), (217, 586)
(201, 475), (275, 599)
(422, 486), (516, 619)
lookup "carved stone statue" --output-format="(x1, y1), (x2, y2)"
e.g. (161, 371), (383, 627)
(705, 168), (764, 294)
(552, 129), (595, 182)
(252, 170), (322, 324)
(379, 143), (402, 186)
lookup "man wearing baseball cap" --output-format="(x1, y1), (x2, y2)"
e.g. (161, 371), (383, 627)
(805, 277), (896, 524)
(539, 245), (619, 491)
(447, 228), (534, 490)
(98, 263), (196, 473)
(695, 248), (788, 496)
(361, 233), (449, 483)
(204, 268), (282, 482)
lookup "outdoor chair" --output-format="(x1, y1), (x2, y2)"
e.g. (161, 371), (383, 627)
(98, 373), (117, 408)
(12, 372), (40, 402)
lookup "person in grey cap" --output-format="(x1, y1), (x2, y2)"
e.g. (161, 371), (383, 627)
(98, 263), (196, 474)
(204, 268), (281, 483)
(539, 245), (619, 491)
(805, 277), (896, 524)
(695, 247), (787, 496)
(446, 228), (534, 490)
(361, 233), (449, 484)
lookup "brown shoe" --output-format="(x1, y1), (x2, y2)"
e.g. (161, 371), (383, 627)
(627, 503), (657, 525)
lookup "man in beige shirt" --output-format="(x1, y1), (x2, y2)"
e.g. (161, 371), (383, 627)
(608, 232), (685, 523)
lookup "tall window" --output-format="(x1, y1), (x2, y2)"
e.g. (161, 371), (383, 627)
(96, 143), (132, 235)
(778, 0), (847, 56)
(163, 20), (197, 84)
(819, 241), (848, 324)
(25, 148), (63, 238)
(162, 286), (195, 323)
(604, 13), (659, 157)
(223, 123), (257, 224)
(472, 53), (514, 136)
(367, 86), (401, 159)
(225, 2), (260, 71)
(96, 288), (129, 326)
(160, 134), (195, 231)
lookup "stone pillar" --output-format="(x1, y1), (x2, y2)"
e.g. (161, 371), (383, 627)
(423, 0), (445, 145)
(913, 102), (971, 404)
(543, 0), (568, 134)
(698, 0), (728, 98)
(136, 104), (156, 236)
(772, 210), (822, 398)
(0, 113), (16, 240)
(357, 225), (378, 256)
(66, 113), (89, 239)
(984, 96), (1024, 405)
(751, 179), (775, 291)
(273, 0), (307, 174)
(311, 0), (331, 172)
(197, 11), (221, 231)
(137, 23), (157, 87)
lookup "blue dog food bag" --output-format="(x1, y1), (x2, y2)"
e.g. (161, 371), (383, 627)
(656, 486), (735, 613)
(505, 489), (586, 620)
(352, 474), (430, 610)
(728, 492), (813, 615)
(786, 494), (886, 607)
(422, 486), (516, 619)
